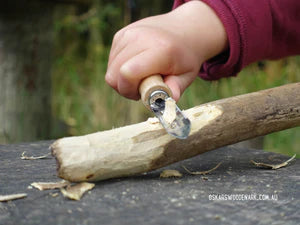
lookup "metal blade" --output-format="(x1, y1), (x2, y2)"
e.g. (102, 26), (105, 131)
(150, 97), (191, 139)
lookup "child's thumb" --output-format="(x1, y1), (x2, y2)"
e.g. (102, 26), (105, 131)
(164, 72), (197, 102)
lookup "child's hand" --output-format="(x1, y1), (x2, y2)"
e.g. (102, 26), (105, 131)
(105, 1), (228, 101)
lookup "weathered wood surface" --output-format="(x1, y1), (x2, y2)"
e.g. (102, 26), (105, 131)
(0, 141), (299, 225)
(52, 83), (300, 182)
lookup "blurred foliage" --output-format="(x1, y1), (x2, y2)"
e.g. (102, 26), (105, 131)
(51, 0), (299, 156)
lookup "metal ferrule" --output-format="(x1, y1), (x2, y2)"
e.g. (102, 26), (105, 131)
(148, 90), (169, 112)
(149, 90), (169, 105)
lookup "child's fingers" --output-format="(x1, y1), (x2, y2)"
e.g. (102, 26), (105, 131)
(119, 47), (174, 90)
(119, 46), (197, 100)
(164, 72), (197, 101)
(108, 25), (142, 67)
(118, 50), (172, 99)
(117, 73), (140, 100)
(105, 44), (146, 92)
(108, 29), (128, 67)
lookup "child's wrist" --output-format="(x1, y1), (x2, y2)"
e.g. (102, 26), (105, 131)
(170, 1), (228, 62)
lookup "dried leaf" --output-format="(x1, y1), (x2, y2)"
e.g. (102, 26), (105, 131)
(31, 180), (70, 190)
(60, 182), (95, 201)
(251, 154), (296, 170)
(162, 98), (176, 124)
(160, 169), (182, 178)
(21, 151), (51, 160)
(183, 162), (222, 175)
(0, 193), (27, 202)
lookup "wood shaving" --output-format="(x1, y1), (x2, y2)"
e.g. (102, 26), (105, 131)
(251, 154), (296, 170)
(49, 193), (59, 197)
(160, 169), (182, 178)
(0, 193), (27, 202)
(162, 98), (176, 124)
(21, 151), (51, 160)
(147, 117), (159, 124)
(31, 180), (70, 190)
(183, 162), (222, 175)
(60, 182), (95, 201)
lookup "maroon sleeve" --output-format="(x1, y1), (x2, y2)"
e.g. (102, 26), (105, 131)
(173, 0), (300, 80)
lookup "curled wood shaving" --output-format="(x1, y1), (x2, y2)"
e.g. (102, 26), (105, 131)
(50, 193), (59, 197)
(0, 193), (27, 202)
(60, 182), (95, 201)
(162, 98), (176, 124)
(21, 151), (51, 160)
(183, 162), (222, 175)
(147, 117), (159, 124)
(251, 154), (296, 170)
(31, 180), (70, 190)
(160, 170), (182, 178)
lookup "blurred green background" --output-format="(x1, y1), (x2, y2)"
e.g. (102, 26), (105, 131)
(51, 0), (299, 156)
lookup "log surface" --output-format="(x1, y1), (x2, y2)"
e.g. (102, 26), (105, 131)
(0, 141), (299, 225)
(51, 83), (300, 182)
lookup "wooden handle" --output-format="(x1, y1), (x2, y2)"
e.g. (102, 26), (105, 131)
(139, 75), (172, 109)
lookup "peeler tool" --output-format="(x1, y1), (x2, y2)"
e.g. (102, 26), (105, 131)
(139, 75), (191, 139)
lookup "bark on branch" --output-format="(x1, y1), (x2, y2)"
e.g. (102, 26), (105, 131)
(51, 83), (300, 182)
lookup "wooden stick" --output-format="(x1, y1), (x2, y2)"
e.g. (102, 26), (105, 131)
(51, 83), (300, 182)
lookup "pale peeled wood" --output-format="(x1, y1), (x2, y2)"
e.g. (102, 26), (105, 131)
(51, 83), (300, 182)
(139, 75), (172, 109)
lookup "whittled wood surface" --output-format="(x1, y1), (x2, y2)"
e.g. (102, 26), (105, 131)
(52, 83), (300, 182)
